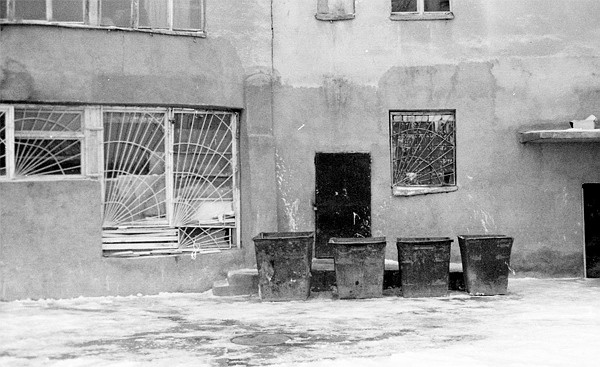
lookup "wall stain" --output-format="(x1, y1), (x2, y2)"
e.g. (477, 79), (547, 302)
(0, 59), (35, 100)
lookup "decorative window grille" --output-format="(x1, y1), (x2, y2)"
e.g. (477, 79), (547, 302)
(0, 105), (84, 178)
(1, 0), (206, 35)
(390, 110), (456, 189)
(101, 109), (239, 256)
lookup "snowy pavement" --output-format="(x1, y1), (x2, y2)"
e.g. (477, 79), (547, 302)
(1, 278), (600, 367)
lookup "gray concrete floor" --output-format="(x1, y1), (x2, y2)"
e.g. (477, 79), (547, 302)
(1, 278), (600, 366)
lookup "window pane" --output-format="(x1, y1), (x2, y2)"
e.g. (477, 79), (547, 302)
(13, 107), (83, 176)
(173, 0), (202, 30)
(139, 0), (169, 29)
(424, 0), (450, 12)
(1, 0), (7, 19)
(101, 0), (132, 27)
(15, 0), (46, 20)
(102, 111), (168, 227)
(391, 0), (417, 12)
(0, 112), (6, 176)
(15, 139), (81, 175)
(53, 0), (83, 22)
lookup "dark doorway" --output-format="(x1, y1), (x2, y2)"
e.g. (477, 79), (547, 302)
(314, 153), (371, 258)
(584, 183), (600, 278)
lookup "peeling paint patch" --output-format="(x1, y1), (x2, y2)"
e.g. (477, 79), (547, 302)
(275, 151), (302, 231)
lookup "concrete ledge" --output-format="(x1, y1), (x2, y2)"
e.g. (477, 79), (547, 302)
(519, 129), (600, 143)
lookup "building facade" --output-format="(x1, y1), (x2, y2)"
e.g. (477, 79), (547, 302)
(1, 0), (600, 300)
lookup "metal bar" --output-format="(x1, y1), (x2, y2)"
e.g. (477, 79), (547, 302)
(232, 112), (240, 248)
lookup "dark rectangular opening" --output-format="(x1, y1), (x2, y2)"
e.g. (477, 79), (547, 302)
(314, 152), (371, 258)
(583, 183), (600, 278)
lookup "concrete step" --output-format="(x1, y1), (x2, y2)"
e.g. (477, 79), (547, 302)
(212, 268), (259, 297)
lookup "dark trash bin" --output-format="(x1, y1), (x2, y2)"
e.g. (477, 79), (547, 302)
(253, 232), (313, 301)
(330, 237), (386, 299)
(458, 235), (513, 296)
(396, 237), (452, 298)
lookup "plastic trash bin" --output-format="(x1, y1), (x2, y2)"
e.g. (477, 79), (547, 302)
(458, 235), (513, 296)
(330, 237), (386, 299)
(253, 232), (313, 301)
(396, 237), (452, 298)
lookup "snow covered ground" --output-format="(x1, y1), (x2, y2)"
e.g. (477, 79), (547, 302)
(1, 278), (599, 366)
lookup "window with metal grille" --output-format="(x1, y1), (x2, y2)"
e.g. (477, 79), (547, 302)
(0, 0), (206, 35)
(101, 108), (239, 257)
(0, 105), (85, 178)
(389, 110), (456, 196)
(390, 0), (453, 20)
(1, 104), (239, 257)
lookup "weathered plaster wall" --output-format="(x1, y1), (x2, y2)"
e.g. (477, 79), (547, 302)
(0, 181), (246, 301)
(272, 0), (600, 277)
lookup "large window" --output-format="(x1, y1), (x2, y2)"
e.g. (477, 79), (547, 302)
(391, 0), (453, 20)
(0, 0), (205, 35)
(0, 104), (239, 256)
(389, 110), (456, 196)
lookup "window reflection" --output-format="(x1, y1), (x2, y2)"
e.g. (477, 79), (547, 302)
(392, 0), (417, 12)
(424, 0), (450, 12)
(15, 0), (46, 20)
(54, 0), (84, 22)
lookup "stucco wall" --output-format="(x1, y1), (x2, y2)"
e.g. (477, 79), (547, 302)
(271, 0), (600, 277)
(0, 180), (247, 301)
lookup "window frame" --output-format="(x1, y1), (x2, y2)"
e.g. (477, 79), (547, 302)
(389, 109), (457, 197)
(0, 104), (95, 180)
(390, 0), (454, 21)
(0, 0), (206, 37)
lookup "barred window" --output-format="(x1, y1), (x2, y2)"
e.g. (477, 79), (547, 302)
(1, 104), (240, 256)
(390, 110), (456, 196)
(0, 106), (84, 178)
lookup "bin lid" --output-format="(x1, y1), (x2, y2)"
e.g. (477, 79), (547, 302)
(253, 232), (314, 240)
(457, 235), (510, 240)
(329, 237), (386, 245)
(396, 237), (453, 243)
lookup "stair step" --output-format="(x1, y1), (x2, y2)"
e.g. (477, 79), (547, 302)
(212, 279), (258, 297)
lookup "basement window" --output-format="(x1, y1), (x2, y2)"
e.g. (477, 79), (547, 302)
(389, 110), (457, 196)
(0, 0), (206, 36)
(390, 0), (453, 20)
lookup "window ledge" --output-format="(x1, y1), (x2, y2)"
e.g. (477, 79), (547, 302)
(390, 12), (454, 21)
(315, 13), (355, 21)
(393, 185), (457, 197)
(0, 21), (206, 38)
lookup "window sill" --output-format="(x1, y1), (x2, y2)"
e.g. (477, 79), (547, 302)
(390, 12), (454, 21)
(393, 185), (457, 197)
(315, 13), (355, 21)
(0, 21), (206, 38)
